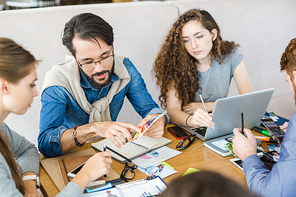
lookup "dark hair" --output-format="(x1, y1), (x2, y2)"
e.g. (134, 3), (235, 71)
(62, 13), (114, 56)
(0, 37), (37, 195)
(159, 171), (259, 197)
(152, 9), (238, 108)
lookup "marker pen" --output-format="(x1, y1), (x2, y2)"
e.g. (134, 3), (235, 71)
(255, 136), (277, 143)
(254, 126), (273, 137)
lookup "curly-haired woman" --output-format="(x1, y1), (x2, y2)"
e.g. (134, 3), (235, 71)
(152, 9), (253, 128)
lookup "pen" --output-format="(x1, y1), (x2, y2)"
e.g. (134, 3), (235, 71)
(103, 143), (107, 177)
(254, 126), (273, 137)
(106, 146), (133, 163)
(241, 112), (244, 135)
(255, 136), (277, 143)
(199, 94), (215, 129)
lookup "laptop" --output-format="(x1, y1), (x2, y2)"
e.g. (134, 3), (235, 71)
(178, 88), (274, 141)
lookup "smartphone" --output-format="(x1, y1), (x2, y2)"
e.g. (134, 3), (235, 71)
(67, 163), (85, 178)
(167, 126), (189, 139)
(260, 118), (285, 142)
(260, 151), (277, 170)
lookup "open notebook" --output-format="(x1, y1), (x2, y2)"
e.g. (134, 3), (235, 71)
(91, 136), (172, 163)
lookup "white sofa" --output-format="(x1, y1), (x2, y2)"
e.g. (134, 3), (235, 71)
(0, 0), (295, 146)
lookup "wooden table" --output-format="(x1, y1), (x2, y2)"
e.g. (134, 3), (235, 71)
(39, 125), (269, 197)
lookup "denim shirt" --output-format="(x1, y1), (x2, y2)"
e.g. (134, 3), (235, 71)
(38, 57), (165, 157)
(243, 112), (296, 197)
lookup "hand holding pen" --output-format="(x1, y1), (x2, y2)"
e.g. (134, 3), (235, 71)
(198, 94), (215, 129)
(103, 143), (107, 177)
(241, 112), (244, 135)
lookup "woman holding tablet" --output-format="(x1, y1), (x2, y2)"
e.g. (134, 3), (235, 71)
(152, 9), (253, 128)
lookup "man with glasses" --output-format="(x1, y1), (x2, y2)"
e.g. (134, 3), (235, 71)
(38, 13), (167, 158)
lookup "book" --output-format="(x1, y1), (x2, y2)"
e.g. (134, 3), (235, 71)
(91, 136), (172, 163)
(82, 176), (167, 196)
(57, 155), (121, 187)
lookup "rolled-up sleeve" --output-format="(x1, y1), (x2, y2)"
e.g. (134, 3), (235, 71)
(38, 86), (69, 158)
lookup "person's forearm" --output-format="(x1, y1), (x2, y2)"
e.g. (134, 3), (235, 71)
(243, 155), (271, 196)
(194, 102), (215, 112)
(71, 171), (90, 191)
(167, 108), (191, 126)
(60, 123), (97, 152)
(22, 172), (38, 195)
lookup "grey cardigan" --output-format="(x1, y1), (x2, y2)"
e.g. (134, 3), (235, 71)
(0, 123), (82, 197)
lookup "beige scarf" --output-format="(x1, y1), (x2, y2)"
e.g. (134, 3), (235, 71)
(41, 54), (131, 123)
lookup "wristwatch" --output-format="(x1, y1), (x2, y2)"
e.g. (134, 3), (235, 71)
(22, 175), (40, 189)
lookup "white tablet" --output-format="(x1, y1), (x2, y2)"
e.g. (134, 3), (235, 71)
(229, 158), (243, 171)
(203, 134), (233, 157)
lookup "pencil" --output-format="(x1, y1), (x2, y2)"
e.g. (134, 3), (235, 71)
(199, 94), (215, 129)
(103, 143), (107, 177)
(106, 146), (133, 163)
(241, 112), (244, 135)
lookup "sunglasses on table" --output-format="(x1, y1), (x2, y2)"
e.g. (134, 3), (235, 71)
(176, 134), (198, 150)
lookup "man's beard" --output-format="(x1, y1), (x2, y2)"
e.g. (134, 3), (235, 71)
(80, 63), (115, 90)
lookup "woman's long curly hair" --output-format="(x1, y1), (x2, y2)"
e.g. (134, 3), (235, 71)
(152, 9), (238, 108)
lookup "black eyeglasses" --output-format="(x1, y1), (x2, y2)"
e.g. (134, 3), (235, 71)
(176, 134), (198, 150)
(120, 161), (137, 182)
(75, 46), (114, 69)
(105, 146), (138, 182)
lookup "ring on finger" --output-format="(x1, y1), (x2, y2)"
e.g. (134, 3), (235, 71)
(187, 108), (189, 112)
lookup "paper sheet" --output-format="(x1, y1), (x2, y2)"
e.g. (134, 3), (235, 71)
(132, 146), (181, 168)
